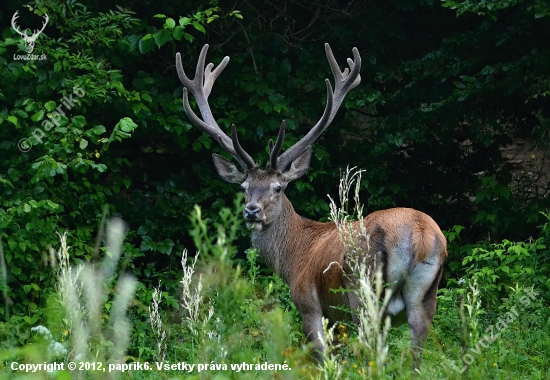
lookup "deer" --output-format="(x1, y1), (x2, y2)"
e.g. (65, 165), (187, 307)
(176, 44), (447, 366)
(11, 11), (49, 54)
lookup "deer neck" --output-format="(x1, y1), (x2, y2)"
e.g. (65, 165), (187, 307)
(250, 195), (306, 284)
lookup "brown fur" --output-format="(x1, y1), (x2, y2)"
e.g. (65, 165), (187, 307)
(363, 208), (448, 263)
(248, 194), (447, 364)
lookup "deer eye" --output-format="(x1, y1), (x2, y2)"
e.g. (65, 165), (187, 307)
(274, 185), (282, 193)
(239, 185), (246, 193)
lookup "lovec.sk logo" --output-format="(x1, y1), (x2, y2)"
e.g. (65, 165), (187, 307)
(11, 10), (49, 54)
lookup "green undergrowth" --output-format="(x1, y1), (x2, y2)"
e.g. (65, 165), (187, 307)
(0, 199), (549, 379)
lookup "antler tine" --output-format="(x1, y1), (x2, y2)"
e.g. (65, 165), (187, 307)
(276, 79), (334, 171)
(33, 13), (49, 36)
(11, 11), (27, 38)
(216, 135), (248, 170)
(176, 44), (255, 170)
(326, 44), (361, 98)
(269, 120), (286, 170)
(229, 124), (255, 168)
(276, 44), (361, 171)
(204, 59), (228, 99)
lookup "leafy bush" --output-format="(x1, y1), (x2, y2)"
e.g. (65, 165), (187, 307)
(458, 220), (550, 307)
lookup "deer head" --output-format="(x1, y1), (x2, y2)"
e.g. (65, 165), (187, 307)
(11, 11), (49, 54)
(176, 44), (361, 231)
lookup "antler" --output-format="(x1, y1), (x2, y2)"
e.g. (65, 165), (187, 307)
(274, 43), (361, 171)
(11, 11), (28, 39)
(176, 44), (255, 170)
(32, 14), (49, 38)
(269, 120), (286, 169)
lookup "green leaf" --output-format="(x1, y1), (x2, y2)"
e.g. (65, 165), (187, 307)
(127, 35), (141, 51)
(7, 116), (17, 125)
(165, 18), (176, 29)
(79, 139), (88, 149)
(117, 117), (138, 133)
(154, 29), (171, 48)
(140, 236), (157, 251)
(172, 26), (184, 40)
(44, 101), (56, 112)
(141, 93), (152, 102)
(132, 103), (150, 114)
(184, 33), (194, 43)
(192, 21), (206, 34)
(153, 14), (166, 19)
(454, 81), (466, 89)
(179, 17), (192, 27)
(31, 110), (44, 122)
(139, 34), (155, 54)
(71, 115), (86, 128)
(8, 239), (16, 252)
(13, 109), (28, 119)
(23, 315), (39, 324)
(230, 10), (243, 19)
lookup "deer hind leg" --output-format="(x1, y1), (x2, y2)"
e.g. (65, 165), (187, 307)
(402, 262), (443, 368)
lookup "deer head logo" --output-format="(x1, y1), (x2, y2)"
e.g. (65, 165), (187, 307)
(11, 11), (49, 54)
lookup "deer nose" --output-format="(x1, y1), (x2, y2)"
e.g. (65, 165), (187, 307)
(244, 204), (261, 220)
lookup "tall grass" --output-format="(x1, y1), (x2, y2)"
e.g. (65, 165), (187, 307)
(60, 217), (136, 366)
(148, 286), (167, 362)
(0, 217), (137, 378)
(328, 167), (392, 377)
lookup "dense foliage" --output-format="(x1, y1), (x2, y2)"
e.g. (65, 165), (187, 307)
(1, 0), (550, 378)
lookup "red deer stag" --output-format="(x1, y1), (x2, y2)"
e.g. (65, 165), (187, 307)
(176, 44), (447, 365)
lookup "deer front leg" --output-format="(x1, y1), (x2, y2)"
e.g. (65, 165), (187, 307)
(299, 307), (325, 363)
(341, 270), (361, 325)
(292, 287), (326, 363)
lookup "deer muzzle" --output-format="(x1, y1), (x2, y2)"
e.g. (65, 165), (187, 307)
(243, 203), (265, 231)
(244, 204), (261, 221)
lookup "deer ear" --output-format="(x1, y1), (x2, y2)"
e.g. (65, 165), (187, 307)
(282, 146), (311, 182)
(212, 154), (247, 184)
